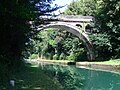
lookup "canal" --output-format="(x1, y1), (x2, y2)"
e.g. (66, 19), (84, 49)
(40, 64), (120, 90)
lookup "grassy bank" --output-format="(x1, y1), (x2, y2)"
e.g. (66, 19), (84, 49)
(34, 59), (120, 65)
(87, 60), (120, 65)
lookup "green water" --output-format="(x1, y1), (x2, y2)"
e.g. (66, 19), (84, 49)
(40, 64), (120, 90)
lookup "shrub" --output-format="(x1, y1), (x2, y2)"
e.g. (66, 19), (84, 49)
(59, 53), (65, 60)
(53, 54), (59, 60)
(29, 54), (38, 59)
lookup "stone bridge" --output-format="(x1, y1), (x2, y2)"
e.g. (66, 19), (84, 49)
(33, 15), (95, 60)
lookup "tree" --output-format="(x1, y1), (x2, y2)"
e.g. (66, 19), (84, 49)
(95, 0), (120, 59)
(34, 0), (65, 16)
(0, 0), (63, 66)
(64, 0), (97, 16)
(0, 0), (33, 68)
(64, 0), (120, 60)
(30, 28), (88, 61)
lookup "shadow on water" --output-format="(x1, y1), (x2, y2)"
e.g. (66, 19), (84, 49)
(40, 64), (120, 90)
(41, 64), (85, 90)
(1, 63), (120, 90)
(0, 63), (62, 90)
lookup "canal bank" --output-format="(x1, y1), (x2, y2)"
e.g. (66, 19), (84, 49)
(32, 59), (120, 73)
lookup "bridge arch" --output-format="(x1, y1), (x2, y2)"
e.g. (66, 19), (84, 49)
(37, 23), (95, 60)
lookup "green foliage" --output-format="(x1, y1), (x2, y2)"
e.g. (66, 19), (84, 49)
(67, 51), (76, 60)
(30, 29), (87, 61)
(64, 0), (97, 16)
(94, 0), (120, 59)
(64, 0), (120, 60)
(59, 53), (66, 60)
(53, 54), (59, 60)
(90, 34), (111, 49)
(0, 0), (63, 84)
(0, 0), (32, 67)
(89, 33), (112, 60)
(25, 0), (120, 61)
(29, 54), (38, 59)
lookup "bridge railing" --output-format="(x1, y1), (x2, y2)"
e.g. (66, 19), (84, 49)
(57, 15), (94, 22)
(38, 15), (94, 22)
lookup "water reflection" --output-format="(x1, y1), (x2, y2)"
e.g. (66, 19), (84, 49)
(40, 64), (85, 90)
(76, 67), (120, 90)
(39, 64), (120, 90)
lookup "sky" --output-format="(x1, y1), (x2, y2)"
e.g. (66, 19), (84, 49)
(52, 0), (75, 14)
(53, 0), (74, 8)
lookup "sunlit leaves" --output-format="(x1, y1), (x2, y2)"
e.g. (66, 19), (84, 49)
(90, 34), (111, 49)
(96, 0), (120, 59)
(64, 0), (97, 16)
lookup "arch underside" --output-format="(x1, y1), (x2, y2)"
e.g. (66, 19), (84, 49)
(37, 24), (95, 60)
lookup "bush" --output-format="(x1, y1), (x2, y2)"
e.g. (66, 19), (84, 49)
(59, 53), (65, 60)
(67, 52), (75, 60)
(29, 54), (38, 59)
(53, 54), (59, 60)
